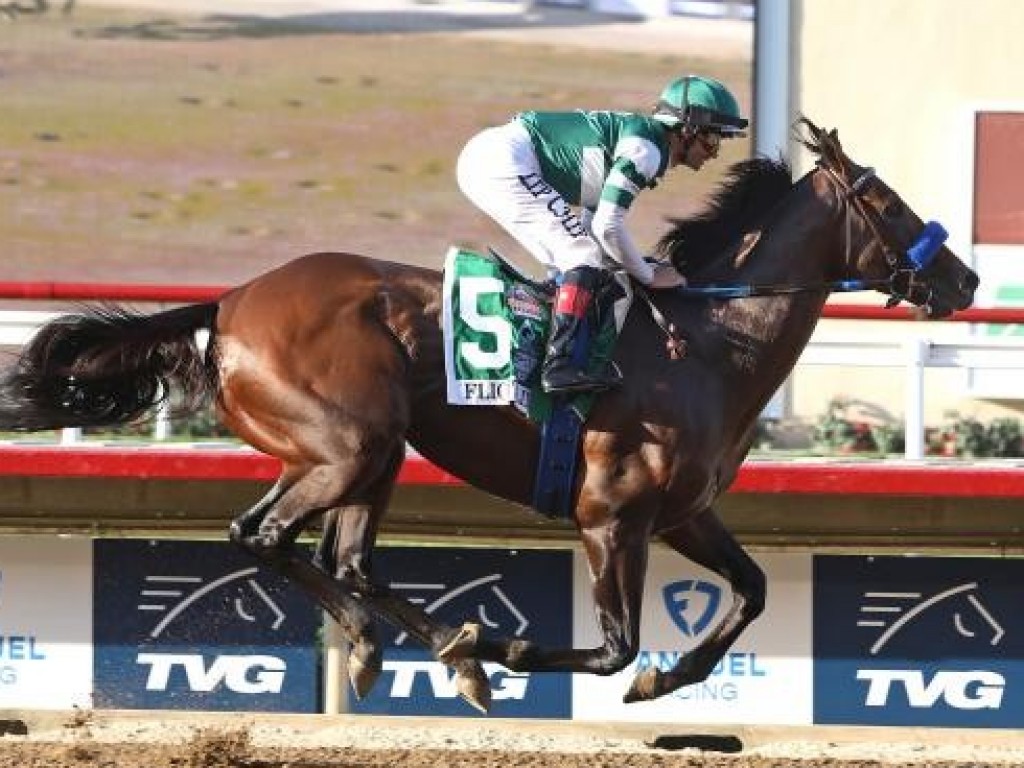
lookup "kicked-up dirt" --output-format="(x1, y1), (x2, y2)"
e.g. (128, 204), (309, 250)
(0, 711), (1020, 768)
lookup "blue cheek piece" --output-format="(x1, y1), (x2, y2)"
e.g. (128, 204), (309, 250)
(907, 220), (948, 270)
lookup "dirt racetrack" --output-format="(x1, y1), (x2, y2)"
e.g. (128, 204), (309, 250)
(0, 711), (1021, 768)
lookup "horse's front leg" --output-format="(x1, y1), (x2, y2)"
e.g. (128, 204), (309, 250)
(440, 510), (653, 678)
(624, 506), (766, 702)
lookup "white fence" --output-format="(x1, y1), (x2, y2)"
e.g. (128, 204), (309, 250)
(3, 310), (1024, 459)
(800, 335), (1024, 459)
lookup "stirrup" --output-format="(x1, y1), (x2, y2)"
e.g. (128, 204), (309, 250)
(541, 364), (622, 395)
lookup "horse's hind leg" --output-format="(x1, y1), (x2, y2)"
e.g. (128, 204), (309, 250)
(233, 453), (492, 711)
(311, 441), (429, 700)
(230, 476), (385, 698)
(313, 448), (494, 711)
(624, 507), (766, 702)
(312, 509), (385, 698)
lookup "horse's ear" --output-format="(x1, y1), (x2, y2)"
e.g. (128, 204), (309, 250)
(795, 115), (823, 154)
(811, 126), (846, 169)
(797, 115), (820, 138)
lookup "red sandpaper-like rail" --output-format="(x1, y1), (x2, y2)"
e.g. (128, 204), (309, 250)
(0, 282), (227, 303)
(0, 445), (1022, 498)
(0, 282), (1022, 499)
(0, 281), (1022, 324)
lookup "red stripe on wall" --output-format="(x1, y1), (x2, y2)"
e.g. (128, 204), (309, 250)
(0, 446), (1021, 497)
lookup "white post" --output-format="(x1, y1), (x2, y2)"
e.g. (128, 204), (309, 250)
(755, 0), (792, 419)
(322, 613), (347, 714)
(754, 0), (791, 160)
(60, 427), (81, 444)
(153, 399), (171, 441)
(904, 337), (929, 460)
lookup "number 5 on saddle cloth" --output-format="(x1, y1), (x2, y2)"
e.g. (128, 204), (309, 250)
(442, 247), (630, 518)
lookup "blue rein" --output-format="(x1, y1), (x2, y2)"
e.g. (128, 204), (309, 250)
(676, 221), (948, 300)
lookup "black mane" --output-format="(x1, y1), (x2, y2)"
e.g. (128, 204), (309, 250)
(656, 156), (794, 275)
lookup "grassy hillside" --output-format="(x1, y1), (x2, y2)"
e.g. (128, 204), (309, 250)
(0, 7), (751, 284)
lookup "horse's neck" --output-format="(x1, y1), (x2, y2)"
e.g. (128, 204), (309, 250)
(706, 181), (841, 404)
(715, 176), (839, 287)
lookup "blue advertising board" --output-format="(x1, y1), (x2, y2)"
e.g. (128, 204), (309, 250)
(94, 540), (318, 712)
(814, 555), (1024, 728)
(351, 546), (573, 718)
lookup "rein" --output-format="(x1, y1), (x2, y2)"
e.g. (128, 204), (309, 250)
(675, 277), (888, 299)
(638, 273), (884, 362)
(643, 161), (950, 358)
(673, 164), (948, 304)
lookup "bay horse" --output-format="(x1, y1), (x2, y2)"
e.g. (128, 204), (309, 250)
(0, 118), (977, 711)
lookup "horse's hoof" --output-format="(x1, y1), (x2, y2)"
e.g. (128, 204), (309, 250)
(437, 622), (480, 663)
(347, 644), (382, 700)
(454, 660), (492, 714)
(623, 667), (661, 703)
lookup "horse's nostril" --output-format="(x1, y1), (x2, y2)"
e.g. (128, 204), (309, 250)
(960, 270), (980, 294)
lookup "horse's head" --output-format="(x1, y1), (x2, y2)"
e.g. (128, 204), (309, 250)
(801, 118), (979, 318)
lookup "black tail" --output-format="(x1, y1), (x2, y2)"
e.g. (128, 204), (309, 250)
(0, 302), (219, 431)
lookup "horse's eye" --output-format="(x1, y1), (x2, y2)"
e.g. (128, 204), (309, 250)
(883, 200), (904, 218)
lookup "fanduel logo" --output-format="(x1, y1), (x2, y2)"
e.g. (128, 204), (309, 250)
(137, 653), (286, 694)
(383, 660), (528, 701)
(663, 579), (722, 637)
(635, 651), (766, 703)
(637, 650), (766, 678)
(857, 669), (1005, 710)
(0, 635), (46, 661)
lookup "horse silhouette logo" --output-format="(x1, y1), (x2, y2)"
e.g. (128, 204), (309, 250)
(856, 581), (1005, 655)
(390, 573), (529, 647)
(136, 568), (286, 639)
(662, 579), (723, 638)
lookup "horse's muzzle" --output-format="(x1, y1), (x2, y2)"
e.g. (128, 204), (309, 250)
(959, 268), (981, 308)
(923, 265), (979, 318)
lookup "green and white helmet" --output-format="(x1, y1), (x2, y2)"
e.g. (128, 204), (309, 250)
(653, 75), (748, 136)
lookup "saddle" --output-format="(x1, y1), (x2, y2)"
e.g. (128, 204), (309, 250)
(442, 246), (628, 423)
(442, 246), (630, 517)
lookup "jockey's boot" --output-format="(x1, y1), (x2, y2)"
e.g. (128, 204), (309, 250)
(541, 265), (622, 395)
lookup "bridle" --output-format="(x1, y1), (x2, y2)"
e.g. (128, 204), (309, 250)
(672, 162), (949, 309)
(641, 158), (951, 360)
(816, 161), (946, 311)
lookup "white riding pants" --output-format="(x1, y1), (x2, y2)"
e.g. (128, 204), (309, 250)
(456, 119), (605, 276)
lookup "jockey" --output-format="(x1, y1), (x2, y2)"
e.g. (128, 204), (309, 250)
(456, 75), (748, 395)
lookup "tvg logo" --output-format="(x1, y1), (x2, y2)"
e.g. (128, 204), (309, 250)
(857, 669), (1005, 710)
(137, 653), (286, 694)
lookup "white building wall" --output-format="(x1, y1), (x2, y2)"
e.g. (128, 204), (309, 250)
(787, 0), (1024, 426)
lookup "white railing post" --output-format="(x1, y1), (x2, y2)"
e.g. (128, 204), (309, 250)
(60, 427), (82, 445)
(322, 613), (347, 714)
(153, 399), (171, 441)
(904, 336), (930, 460)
